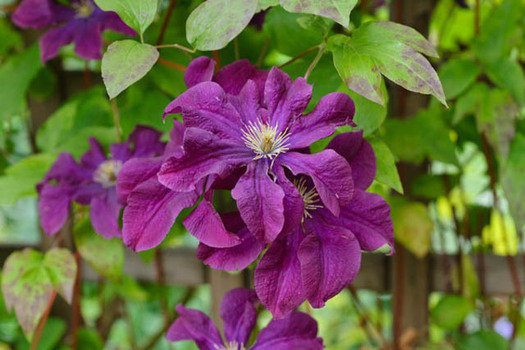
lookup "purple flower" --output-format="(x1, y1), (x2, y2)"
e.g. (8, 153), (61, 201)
(12, 0), (136, 62)
(38, 126), (165, 238)
(160, 62), (356, 245)
(196, 131), (394, 317)
(494, 316), (514, 340)
(166, 288), (324, 350)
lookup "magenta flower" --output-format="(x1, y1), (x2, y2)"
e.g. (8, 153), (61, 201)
(12, 0), (136, 62)
(167, 288), (324, 350)
(37, 126), (164, 238)
(160, 63), (356, 245)
(196, 131), (394, 317)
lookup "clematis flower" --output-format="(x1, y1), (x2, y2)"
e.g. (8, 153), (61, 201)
(167, 288), (324, 350)
(37, 126), (165, 238)
(11, 0), (136, 62)
(160, 64), (356, 245)
(195, 131), (394, 318)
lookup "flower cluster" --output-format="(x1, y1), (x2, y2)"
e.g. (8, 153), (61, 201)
(167, 288), (323, 350)
(38, 57), (394, 319)
(12, 0), (135, 62)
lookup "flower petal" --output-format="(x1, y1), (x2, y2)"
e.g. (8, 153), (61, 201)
(128, 125), (165, 158)
(81, 138), (107, 170)
(229, 80), (263, 125)
(184, 56), (215, 88)
(38, 184), (72, 235)
(231, 161), (285, 244)
(251, 312), (323, 350)
(289, 92), (355, 149)
(327, 131), (376, 190)
(73, 19), (103, 60)
(273, 165), (304, 235)
(197, 213), (264, 271)
(166, 304), (223, 350)
(299, 218), (361, 308)
(12, 0), (74, 29)
(158, 128), (250, 192)
(98, 10), (136, 36)
(265, 67), (312, 131)
(279, 150), (353, 216)
(220, 288), (259, 345)
(337, 190), (394, 253)
(163, 82), (242, 141)
(184, 194), (241, 248)
(254, 229), (304, 318)
(123, 179), (198, 251)
(89, 187), (122, 238)
(213, 59), (264, 95)
(39, 24), (75, 63)
(39, 153), (91, 188)
(116, 157), (163, 203)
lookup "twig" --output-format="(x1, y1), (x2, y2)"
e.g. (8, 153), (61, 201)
(347, 286), (388, 347)
(212, 51), (221, 69)
(157, 0), (178, 45)
(256, 37), (270, 67)
(71, 251), (82, 350)
(304, 45), (325, 81)
(155, 43), (196, 55)
(278, 45), (320, 69)
(30, 290), (57, 350)
(158, 58), (186, 72)
(110, 99), (122, 143)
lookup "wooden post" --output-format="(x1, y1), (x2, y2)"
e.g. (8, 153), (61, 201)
(209, 269), (248, 331)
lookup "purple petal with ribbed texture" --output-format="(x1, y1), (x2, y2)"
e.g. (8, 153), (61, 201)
(336, 190), (394, 253)
(165, 119), (185, 157)
(110, 142), (132, 162)
(123, 179), (198, 251)
(12, 0), (74, 29)
(89, 187), (122, 238)
(279, 150), (354, 216)
(158, 128), (250, 192)
(229, 80), (263, 125)
(289, 92), (355, 149)
(265, 67), (312, 132)
(213, 59), (264, 95)
(184, 194), (241, 248)
(184, 56), (215, 88)
(231, 161), (285, 244)
(298, 217), (361, 308)
(273, 165), (304, 235)
(221, 288), (259, 345)
(116, 157), (163, 203)
(38, 184), (72, 235)
(251, 312), (323, 350)
(327, 131), (376, 190)
(39, 153), (92, 190)
(163, 82), (243, 141)
(197, 213), (264, 271)
(254, 229), (304, 318)
(166, 304), (223, 350)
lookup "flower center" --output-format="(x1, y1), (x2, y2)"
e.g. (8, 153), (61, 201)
(241, 120), (290, 160)
(215, 342), (246, 350)
(74, 1), (94, 18)
(93, 160), (122, 188)
(294, 178), (323, 219)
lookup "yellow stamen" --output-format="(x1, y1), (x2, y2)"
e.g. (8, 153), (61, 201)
(241, 120), (290, 160)
(294, 178), (323, 219)
(93, 160), (122, 188)
(214, 341), (246, 350)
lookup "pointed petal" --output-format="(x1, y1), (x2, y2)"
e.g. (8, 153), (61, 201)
(273, 165), (303, 235)
(299, 218), (361, 308)
(39, 24), (75, 63)
(127, 125), (165, 158)
(327, 131), (376, 190)
(229, 80), (263, 125)
(116, 157), (163, 203)
(251, 312), (323, 350)
(231, 161), (285, 244)
(81, 138), (107, 170)
(73, 20), (103, 60)
(254, 229), (304, 318)
(166, 304), (223, 350)
(89, 188), (122, 238)
(279, 150), (354, 216)
(98, 10), (136, 36)
(213, 59), (262, 95)
(337, 190), (394, 253)
(123, 179), (198, 251)
(185, 56), (215, 88)
(38, 184), (72, 235)
(289, 92), (355, 148)
(184, 195), (241, 248)
(221, 288), (259, 345)
(12, 0), (74, 28)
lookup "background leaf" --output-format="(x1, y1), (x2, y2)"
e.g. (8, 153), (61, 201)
(367, 137), (403, 194)
(94, 0), (156, 35)
(431, 294), (473, 329)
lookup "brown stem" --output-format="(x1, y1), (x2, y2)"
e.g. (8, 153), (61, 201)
(157, 57), (186, 72)
(506, 256), (522, 297)
(71, 251), (82, 350)
(212, 51), (221, 69)
(347, 286), (388, 347)
(278, 45), (320, 69)
(304, 45), (325, 81)
(156, 0), (178, 45)
(393, 247), (404, 350)
(256, 37), (271, 67)
(30, 290), (57, 350)
(110, 99), (122, 143)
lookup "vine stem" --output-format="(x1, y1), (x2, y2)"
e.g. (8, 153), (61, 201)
(158, 58), (186, 72)
(110, 99), (122, 143)
(30, 290), (57, 350)
(212, 51), (221, 69)
(157, 0), (178, 45)
(155, 43), (196, 54)
(278, 45), (320, 69)
(71, 251), (82, 350)
(304, 45), (325, 81)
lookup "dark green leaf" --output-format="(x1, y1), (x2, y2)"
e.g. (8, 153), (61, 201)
(280, 0), (357, 28)
(0, 18), (22, 57)
(502, 132), (525, 233)
(186, 0), (258, 51)
(459, 330), (508, 350)
(484, 58), (525, 106)
(438, 58), (481, 100)
(94, 0), (156, 35)
(102, 40), (159, 99)
(431, 295), (473, 329)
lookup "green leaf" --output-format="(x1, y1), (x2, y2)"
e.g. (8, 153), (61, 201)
(186, 0), (258, 51)
(280, 0), (357, 28)
(0, 18), (22, 57)
(459, 330), (508, 350)
(0, 154), (57, 205)
(257, 0), (279, 11)
(431, 295), (473, 329)
(94, 0), (156, 35)
(438, 58), (481, 100)
(390, 198), (433, 258)
(453, 83), (490, 124)
(328, 21), (445, 106)
(0, 44), (42, 122)
(484, 58), (525, 106)
(74, 219), (123, 280)
(102, 40), (159, 99)
(1, 248), (76, 338)
(502, 133), (525, 233)
(367, 137), (403, 194)
(340, 84), (387, 136)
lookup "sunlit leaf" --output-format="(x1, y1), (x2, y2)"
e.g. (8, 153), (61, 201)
(95, 0), (156, 35)
(459, 330), (508, 350)
(431, 294), (473, 329)
(502, 133), (525, 232)
(280, 0), (357, 28)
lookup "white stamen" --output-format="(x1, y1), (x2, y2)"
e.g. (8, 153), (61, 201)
(241, 120), (290, 160)
(93, 160), (122, 188)
(214, 341), (246, 350)
(294, 178), (323, 219)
